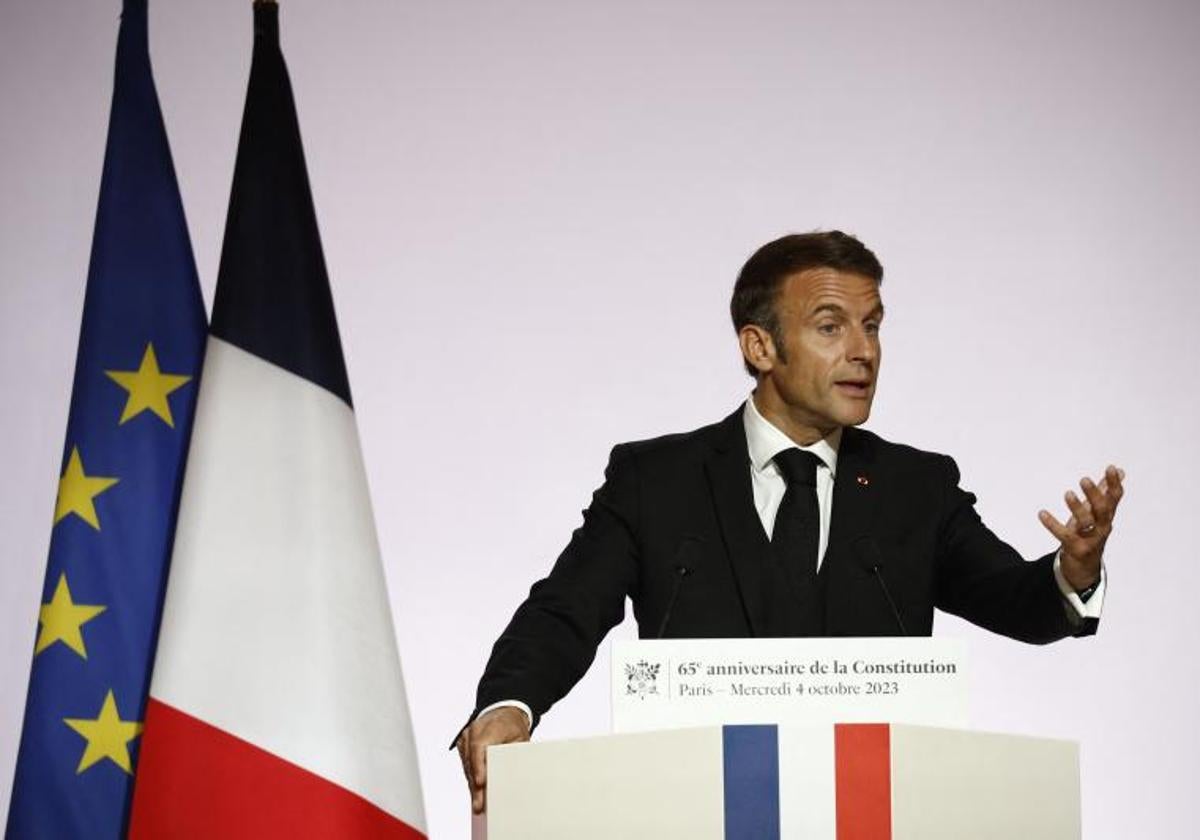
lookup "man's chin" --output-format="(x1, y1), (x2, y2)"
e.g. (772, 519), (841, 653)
(835, 404), (873, 428)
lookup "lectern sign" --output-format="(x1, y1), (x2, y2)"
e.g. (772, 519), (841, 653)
(611, 637), (968, 733)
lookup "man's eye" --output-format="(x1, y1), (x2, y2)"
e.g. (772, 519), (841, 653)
(817, 323), (840, 335)
(865, 321), (881, 334)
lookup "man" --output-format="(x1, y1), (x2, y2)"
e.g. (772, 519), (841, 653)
(456, 231), (1122, 813)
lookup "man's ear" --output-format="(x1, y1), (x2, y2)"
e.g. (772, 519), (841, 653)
(738, 324), (776, 374)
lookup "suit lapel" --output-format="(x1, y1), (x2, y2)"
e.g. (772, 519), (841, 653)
(826, 426), (881, 572)
(704, 408), (772, 636)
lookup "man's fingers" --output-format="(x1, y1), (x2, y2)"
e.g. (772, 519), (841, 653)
(470, 736), (489, 788)
(457, 736), (474, 788)
(457, 731), (480, 806)
(1104, 465), (1126, 508)
(1064, 490), (1093, 529)
(471, 740), (489, 814)
(1038, 509), (1072, 543)
(1078, 477), (1110, 526)
(457, 724), (488, 813)
(1084, 464), (1127, 528)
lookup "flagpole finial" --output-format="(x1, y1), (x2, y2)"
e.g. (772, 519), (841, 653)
(253, 0), (280, 42)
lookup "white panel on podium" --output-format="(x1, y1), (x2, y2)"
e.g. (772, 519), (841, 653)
(889, 724), (1081, 839)
(612, 637), (968, 732)
(485, 728), (725, 840)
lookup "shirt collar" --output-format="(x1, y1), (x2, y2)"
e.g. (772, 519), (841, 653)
(742, 395), (841, 476)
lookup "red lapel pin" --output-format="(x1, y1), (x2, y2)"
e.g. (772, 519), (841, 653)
(856, 475), (870, 486)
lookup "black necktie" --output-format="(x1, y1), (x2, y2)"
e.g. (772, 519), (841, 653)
(771, 448), (822, 580)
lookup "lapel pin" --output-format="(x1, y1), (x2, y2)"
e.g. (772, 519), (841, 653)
(856, 475), (870, 486)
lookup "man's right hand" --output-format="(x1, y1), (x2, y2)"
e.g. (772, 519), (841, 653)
(456, 706), (531, 814)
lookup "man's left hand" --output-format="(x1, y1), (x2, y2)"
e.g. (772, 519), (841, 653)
(1038, 464), (1125, 591)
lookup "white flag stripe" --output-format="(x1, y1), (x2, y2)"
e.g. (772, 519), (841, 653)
(778, 725), (836, 839)
(151, 337), (425, 830)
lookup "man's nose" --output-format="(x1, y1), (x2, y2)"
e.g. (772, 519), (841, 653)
(846, 326), (877, 364)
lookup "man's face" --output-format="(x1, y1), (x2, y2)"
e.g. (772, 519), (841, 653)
(760, 267), (883, 435)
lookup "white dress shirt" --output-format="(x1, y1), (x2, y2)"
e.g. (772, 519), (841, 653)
(743, 395), (839, 566)
(482, 398), (1104, 727)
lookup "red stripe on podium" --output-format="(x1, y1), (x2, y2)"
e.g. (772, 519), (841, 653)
(129, 699), (425, 839)
(834, 723), (892, 840)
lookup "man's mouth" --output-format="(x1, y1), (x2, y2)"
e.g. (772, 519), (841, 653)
(835, 380), (872, 396)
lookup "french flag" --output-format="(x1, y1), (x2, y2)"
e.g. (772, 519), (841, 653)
(724, 723), (892, 839)
(127, 3), (425, 837)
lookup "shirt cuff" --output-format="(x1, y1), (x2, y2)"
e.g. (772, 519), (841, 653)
(1053, 550), (1106, 620)
(477, 699), (533, 730)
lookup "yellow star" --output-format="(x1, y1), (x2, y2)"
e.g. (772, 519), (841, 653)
(63, 689), (143, 775)
(105, 343), (192, 427)
(34, 573), (106, 659)
(54, 447), (118, 530)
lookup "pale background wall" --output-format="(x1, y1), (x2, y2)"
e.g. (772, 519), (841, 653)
(2, 1), (1197, 837)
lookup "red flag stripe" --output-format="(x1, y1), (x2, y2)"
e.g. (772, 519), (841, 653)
(129, 699), (426, 839)
(834, 723), (892, 840)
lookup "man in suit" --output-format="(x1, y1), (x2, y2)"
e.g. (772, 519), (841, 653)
(456, 231), (1122, 813)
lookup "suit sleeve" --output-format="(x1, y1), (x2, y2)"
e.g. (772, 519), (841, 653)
(471, 445), (642, 729)
(932, 455), (1091, 644)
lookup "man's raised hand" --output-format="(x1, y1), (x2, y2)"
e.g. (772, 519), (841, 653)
(1038, 464), (1125, 591)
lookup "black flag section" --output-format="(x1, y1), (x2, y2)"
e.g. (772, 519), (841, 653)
(211, 1), (352, 407)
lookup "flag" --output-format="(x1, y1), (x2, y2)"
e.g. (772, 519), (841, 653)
(127, 3), (426, 836)
(5, 0), (207, 836)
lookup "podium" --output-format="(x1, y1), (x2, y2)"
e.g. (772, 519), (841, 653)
(481, 639), (1080, 839)
(484, 723), (1080, 839)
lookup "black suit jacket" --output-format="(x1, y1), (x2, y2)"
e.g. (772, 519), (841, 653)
(474, 408), (1093, 728)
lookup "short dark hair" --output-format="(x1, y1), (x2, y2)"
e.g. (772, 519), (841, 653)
(730, 230), (883, 376)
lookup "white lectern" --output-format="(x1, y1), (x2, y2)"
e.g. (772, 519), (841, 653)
(481, 639), (1080, 839)
(484, 723), (1079, 839)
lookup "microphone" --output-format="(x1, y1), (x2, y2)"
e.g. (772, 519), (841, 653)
(656, 539), (697, 639)
(656, 564), (692, 639)
(854, 537), (908, 636)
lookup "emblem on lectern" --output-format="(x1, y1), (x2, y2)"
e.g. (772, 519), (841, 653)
(625, 660), (661, 699)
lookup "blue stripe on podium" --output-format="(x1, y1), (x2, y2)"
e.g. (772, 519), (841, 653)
(722, 725), (781, 840)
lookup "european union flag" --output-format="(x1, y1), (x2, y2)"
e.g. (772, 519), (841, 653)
(5, 0), (206, 836)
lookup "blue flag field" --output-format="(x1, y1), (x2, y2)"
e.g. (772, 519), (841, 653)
(5, 0), (206, 836)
